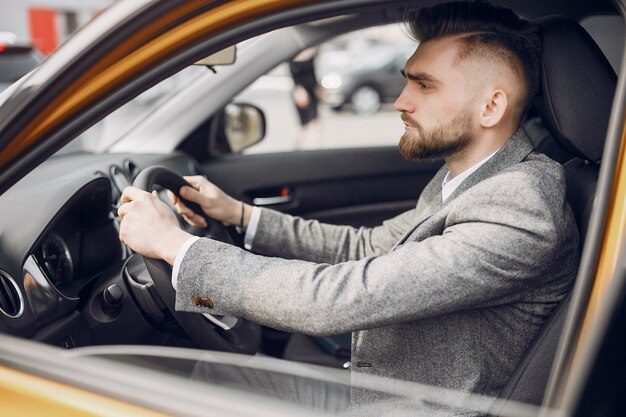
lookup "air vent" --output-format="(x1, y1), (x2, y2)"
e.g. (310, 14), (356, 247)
(0, 271), (23, 318)
(124, 159), (141, 180)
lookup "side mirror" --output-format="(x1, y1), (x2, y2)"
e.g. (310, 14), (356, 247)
(209, 103), (266, 155)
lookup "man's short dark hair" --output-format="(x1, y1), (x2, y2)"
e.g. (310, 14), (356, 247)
(405, 0), (541, 121)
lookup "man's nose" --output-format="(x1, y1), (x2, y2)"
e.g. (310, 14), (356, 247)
(394, 86), (414, 113)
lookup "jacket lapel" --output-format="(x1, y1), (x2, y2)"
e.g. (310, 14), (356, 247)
(393, 128), (535, 248)
(391, 167), (446, 250)
(443, 128), (535, 204)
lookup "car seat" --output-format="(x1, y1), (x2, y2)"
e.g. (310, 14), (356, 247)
(493, 16), (617, 413)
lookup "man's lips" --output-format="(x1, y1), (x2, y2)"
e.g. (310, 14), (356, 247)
(401, 114), (418, 128)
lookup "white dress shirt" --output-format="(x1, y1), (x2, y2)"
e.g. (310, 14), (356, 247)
(171, 149), (500, 289)
(441, 149), (499, 202)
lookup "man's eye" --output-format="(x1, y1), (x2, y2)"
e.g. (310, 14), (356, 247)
(419, 82), (431, 90)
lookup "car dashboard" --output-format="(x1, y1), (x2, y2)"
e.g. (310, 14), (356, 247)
(0, 151), (198, 347)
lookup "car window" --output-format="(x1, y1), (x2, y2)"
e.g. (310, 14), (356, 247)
(236, 24), (415, 154)
(62, 345), (563, 417)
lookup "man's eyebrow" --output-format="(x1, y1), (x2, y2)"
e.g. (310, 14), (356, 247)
(400, 70), (440, 84)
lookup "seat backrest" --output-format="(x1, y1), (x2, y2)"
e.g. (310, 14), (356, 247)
(563, 159), (600, 243)
(523, 116), (573, 164)
(494, 16), (617, 413)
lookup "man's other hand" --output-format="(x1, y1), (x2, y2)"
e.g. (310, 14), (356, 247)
(118, 187), (192, 265)
(167, 176), (242, 228)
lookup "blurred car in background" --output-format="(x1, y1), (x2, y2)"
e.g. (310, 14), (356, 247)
(318, 46), (412, 115)
(0, 32), (42, 93)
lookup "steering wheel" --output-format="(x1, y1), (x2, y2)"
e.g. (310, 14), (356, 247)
(130, 165), (261, 354)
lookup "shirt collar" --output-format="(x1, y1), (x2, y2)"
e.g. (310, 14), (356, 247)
(441, 148), (500, 202)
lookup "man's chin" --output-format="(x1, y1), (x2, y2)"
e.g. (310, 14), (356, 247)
(398, 134), (428, 161)
(399, 149), (444, 162)
(398, 136), (463, 162)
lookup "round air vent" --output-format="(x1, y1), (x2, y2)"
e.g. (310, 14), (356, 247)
(0, 271), (24, 318)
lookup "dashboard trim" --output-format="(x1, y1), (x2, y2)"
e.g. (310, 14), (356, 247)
(22, 256), (78, 323)
(0, 270), (24, 319)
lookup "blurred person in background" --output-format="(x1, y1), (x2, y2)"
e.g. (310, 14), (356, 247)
(289, 47), (322, 149)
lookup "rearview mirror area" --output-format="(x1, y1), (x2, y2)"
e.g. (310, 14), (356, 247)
(194, 45), (237, 66)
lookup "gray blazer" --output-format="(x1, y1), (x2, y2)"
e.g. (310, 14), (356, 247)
(176, 128), (579, 409)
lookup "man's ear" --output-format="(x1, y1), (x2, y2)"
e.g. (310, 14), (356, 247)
(479, 90), (508, 128)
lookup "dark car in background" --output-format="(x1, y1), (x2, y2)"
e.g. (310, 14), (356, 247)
(0, 33), (42, 93)
(318, 46), (412, 115)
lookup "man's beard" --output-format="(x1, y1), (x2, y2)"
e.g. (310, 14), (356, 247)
(398, 110), (473, 161)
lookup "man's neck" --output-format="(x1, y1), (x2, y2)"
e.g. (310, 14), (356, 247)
(445, 126), (516, 179)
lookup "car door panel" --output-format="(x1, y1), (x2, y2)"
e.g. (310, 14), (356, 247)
(198, 147), (441, 227)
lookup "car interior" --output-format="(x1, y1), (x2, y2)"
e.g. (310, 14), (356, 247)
(0, 0), (622, 413)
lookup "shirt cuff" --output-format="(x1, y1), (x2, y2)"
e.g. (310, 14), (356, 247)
(243, 206), (261, 250)
(171, 236), (200, 290)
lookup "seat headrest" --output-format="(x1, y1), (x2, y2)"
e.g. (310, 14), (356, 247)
(533, 17), (617, 163)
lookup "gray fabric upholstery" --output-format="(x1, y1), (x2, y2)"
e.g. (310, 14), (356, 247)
(496, 16), (614, 410)
(534, 17), (617, 162)
(493, 294), (570, 411)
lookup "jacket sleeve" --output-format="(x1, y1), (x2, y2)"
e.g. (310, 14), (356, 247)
(174, 170), (578, 336)
(249, 207), (417, 264)
(248, 165), (445, 264)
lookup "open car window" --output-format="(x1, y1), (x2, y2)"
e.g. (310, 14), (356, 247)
(62, 344), (564, 417)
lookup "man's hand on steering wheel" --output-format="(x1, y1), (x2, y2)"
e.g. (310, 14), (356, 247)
(119, 167), (262, 354)
(167, 176), (252, 230)
(118, 187), (192, 265)
(117, 167), (262, 354)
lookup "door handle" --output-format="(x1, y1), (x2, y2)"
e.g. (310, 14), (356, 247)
(252, 195), (293, 206)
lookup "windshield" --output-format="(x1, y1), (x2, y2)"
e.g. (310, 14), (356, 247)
(59, 65), (207, 154)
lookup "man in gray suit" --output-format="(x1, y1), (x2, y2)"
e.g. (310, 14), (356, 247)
(119, 0), (579, 412)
